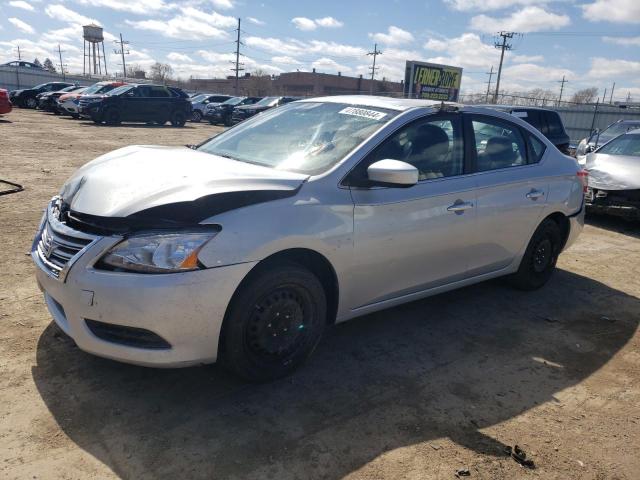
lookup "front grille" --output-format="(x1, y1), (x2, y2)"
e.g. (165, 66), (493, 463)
(35, 198), (98, 280)
(85, 319), (171, 349)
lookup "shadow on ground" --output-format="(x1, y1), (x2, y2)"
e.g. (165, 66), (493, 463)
(586, 212), (640, 239)
(32, 270), (639, 479)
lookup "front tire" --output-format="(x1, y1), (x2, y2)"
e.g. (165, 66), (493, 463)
(510, 218), (562, 290)
(221, 264), (326, 382)
(105, 108), (121, 125)
(25, 97), (37, 109)
(171, 111), (186, 127)
(192, 110), (202, 122)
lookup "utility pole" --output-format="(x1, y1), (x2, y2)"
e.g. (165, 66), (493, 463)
(493, 31), (515, 104)
(602, 88), (607, 104)
(231, 18), (244, 96)
(114, 34), (129, 78)
(557, 75), (568, 105)
(58, 44), (65, 80)
(627, 91), (632, 103)
(17, 46), (21, 60)
(609, 82), (615, 104)
(367, 43), (382, 94)
(485, 65), (495, 103)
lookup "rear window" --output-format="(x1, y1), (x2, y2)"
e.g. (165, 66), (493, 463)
(525, 131), (546, 163)
(545, 111), (565, 136)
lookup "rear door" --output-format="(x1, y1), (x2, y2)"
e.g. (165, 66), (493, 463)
(148, 86), (172, 120)
(466, 113), (549, 275)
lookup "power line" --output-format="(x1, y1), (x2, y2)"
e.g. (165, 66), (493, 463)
(114, 33), (130, 78)
(367, 43), (382, 94)
(557, 75), (568, 105)
(485, 65), (495, 103)
(230, 18), (244, 95)
(493, 31), (516, 103)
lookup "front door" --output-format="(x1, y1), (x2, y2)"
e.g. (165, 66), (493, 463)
(346, 114), (477, 310)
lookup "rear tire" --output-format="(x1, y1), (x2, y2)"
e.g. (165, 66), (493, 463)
(221, 263), (326, 382)
(510, 218), (562, 290)
(105, 108), (121, 126)
(170, 111), (186, 127)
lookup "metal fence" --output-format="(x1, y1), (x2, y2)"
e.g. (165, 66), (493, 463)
(0, 65), (108, 91)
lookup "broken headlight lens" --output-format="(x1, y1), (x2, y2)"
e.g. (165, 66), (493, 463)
(100, 231), (217, 273)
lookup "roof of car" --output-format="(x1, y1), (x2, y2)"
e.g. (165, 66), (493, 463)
(298, 95), (449, 112)
(475, 104), (557, 112)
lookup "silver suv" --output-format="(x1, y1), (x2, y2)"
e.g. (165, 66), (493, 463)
(32, 96), (585, 381)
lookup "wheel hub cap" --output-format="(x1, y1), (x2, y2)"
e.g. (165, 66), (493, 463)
(533, 238), (552, 273)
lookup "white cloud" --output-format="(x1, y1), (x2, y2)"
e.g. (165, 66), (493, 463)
(8, 1), (35, 12)
(126, 7), (236, 39)
(369, 26), (414, 46)
(587, 57), (640, 78)
(291, 17), (316, 31)
(271, 55), (300, 65)
(8, 17), (35, 34)
(424, 33), (497, 69)
(75, 0), (172, 15)
(603, 36), (640, 46)
(512, 54), (544, 63)
(311, 57), (351, 74)
(291, 16), (343, 31)
(45, 4), (99, 25)
(315, 17), (343, 28)
(470, 6), (570, 33)
(211, 0), (234, 9)
(445, 0), (553, 11)
(502, 63), (575, 82)
(167, 52), (193, 62)
(247, 17), (265, 26)
(246, 36), (366, 58)
(582, 0), (640, 24)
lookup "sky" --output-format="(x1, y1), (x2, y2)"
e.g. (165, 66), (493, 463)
(0, 0), (639, 101)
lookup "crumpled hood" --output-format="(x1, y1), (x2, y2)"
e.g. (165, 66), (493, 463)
(60, 145), (309, 221)
(586, 153), (640, 190)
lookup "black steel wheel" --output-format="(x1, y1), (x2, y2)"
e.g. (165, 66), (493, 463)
(192, 110), (203, 122)
(25, 97), (37, 109)
(221, 263), (326, 382)
(510, 218), (562, 290)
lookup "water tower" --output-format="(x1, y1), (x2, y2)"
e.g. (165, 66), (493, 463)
(83, 24), (108, 76)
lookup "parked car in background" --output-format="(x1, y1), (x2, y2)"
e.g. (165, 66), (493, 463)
(190, 94), (233, 122)
(205, 96), (262, 126)
(585, 128), (640, 219)
(0, 89), (12, 115)
(79, 84), (192, 126)
(231, 96), (299, 124)
(37, 85), (85, 113)
(58, 81), (126, 117)
(576, 120), (640, 164)
(32, 96), (585, 381)
(10, 82), (74, 108)
(1, 60), (43, 69)
(481, 106), (571, 155)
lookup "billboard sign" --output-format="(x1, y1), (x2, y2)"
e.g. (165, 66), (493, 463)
(404, 61), (463, 101)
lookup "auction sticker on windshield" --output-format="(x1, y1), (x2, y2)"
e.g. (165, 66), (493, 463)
(339, 107), (387, 121)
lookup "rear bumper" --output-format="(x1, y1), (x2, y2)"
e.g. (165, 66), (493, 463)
(33, 234), (256, 367)
(0, 101), (11, 114)
(564, 202), (585, 251)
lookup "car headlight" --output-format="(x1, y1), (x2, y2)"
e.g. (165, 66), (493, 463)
(99, 231), (218, 273)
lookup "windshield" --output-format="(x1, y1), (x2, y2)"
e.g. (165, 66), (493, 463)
(191, 94), (208, 102)
(197, 102), (397, 175)
(254, 96), (279, 107)
(59, 85), (77, 92)
(599, 123), (640, 143)
(598, 134), (640, 157)
(107, 85), (133, 96)
(222, 96), (245, 106)
(82, 83), (108, 95)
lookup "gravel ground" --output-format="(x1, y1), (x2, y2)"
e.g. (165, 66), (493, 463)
(1, 108), (639, 480)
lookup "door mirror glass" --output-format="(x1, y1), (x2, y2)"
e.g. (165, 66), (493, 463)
(367, 160), (418, 187)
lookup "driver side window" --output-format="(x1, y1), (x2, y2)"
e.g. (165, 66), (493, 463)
(349, 115), (464, 186)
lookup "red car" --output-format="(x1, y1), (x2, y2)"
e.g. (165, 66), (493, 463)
(0, 89), (12, 115)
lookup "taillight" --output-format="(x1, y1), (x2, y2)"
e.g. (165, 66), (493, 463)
(577, 169), (589, 193)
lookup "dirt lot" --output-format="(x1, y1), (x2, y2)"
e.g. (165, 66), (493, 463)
(1, 108), (639, 480)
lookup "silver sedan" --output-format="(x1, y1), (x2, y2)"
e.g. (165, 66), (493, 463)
(32, 96), (586, 381)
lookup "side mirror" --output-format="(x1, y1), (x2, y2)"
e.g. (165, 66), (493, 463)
(585, 144), (595, 153)
(367, 160), (418, 187)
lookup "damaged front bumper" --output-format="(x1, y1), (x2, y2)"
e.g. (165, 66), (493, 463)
(585, 187), (640, 219)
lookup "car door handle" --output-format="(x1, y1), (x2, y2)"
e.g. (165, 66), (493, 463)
(447, 201), (474, 213)
(526, 189), (544, 200)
